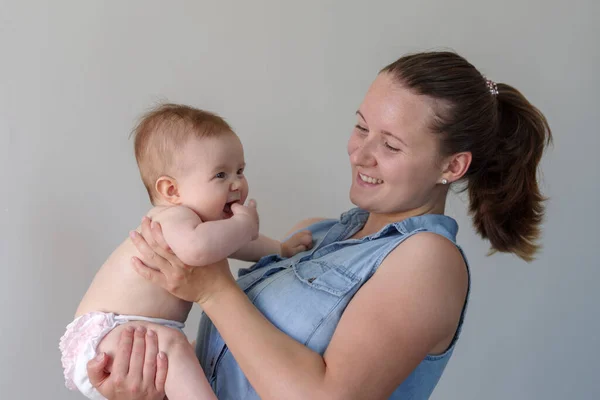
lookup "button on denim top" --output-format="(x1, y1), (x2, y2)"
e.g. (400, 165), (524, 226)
(195, 207), (470, 399)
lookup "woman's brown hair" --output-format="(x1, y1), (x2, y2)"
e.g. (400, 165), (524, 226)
(382, 51), (552, 261)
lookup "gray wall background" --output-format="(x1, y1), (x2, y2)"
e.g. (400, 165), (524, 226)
(1, 1), (598, 398)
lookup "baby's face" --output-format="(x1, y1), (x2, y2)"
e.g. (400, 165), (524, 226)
(175, 134), (248, 221)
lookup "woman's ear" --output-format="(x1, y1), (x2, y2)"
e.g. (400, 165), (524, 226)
(155, 176), (182, 205)
(440, 151), (472, 184)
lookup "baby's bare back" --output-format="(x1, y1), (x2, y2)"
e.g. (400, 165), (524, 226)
(75, 207), (192, 322)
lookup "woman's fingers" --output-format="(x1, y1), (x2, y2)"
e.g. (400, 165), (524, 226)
(112, 327), (135, 381)
(155, 352), (168, 393)
(139, 217), (178, 268)
(86, 325), (168, 399)
(130, 228), (175, 274)
(131, 256), (167, 287)
(150, 220), (171, 253)
(130, 229), (160, 264)
(127, 326), (147, 390)
(87, 352), (110, 389)
(142, 330), (159, 385)
(140, 216), (158, 249)
(149, 222), (188, 269)
(136, 217), (183, 267)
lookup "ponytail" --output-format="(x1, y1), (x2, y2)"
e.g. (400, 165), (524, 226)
(468, 84), (552, 261)
(382, 51), (552, 262)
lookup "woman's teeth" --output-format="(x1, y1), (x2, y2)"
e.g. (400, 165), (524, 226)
(359, 173), (383, 184)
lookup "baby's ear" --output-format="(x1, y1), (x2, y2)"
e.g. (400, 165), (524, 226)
(155, 175), (181, 204)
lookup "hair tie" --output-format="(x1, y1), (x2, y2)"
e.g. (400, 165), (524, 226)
(484, 77), (499, 96)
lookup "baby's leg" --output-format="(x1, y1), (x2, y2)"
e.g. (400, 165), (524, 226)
(98, 322), (216, 400)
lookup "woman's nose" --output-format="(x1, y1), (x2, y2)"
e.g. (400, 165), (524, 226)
(350, 139), (376, 167)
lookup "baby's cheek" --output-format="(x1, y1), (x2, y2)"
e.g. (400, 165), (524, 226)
(241, 182), (250, 201)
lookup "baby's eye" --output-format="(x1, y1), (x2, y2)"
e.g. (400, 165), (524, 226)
(237, 168), (245, 175)
(215, 172), (226, 179)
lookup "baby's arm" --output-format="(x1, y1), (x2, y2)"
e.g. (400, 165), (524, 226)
(230, 234), (282, 261)
(156, 205), (257, 267)
(231, 230), (314, 262)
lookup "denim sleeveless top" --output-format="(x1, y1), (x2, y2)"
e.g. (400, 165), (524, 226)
(195, 207), (470, 399)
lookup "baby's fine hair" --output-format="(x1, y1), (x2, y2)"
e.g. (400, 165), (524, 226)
(131, 103), (234, 204)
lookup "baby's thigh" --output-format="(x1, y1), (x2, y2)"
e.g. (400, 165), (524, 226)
(97, 321), (191, 372)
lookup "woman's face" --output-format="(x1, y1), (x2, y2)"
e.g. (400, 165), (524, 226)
(347, 73), (446, 215)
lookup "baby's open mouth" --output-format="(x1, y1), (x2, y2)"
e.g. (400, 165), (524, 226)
(223, 200), (240, 214)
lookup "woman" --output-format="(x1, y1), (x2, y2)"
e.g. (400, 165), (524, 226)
(87, 51), (552, 399)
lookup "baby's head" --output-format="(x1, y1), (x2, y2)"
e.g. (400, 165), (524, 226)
(132, 103), (248, 221)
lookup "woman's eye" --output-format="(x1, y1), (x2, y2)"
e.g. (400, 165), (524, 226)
(215, 172), (226, 179)
(384, 142), (400, 152)
(355, 124), (368, 133)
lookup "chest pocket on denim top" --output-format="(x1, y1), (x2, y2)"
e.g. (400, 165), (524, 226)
(245, 258), (361, 345)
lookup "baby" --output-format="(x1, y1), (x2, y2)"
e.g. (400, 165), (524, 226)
(59, 104), (312, 399)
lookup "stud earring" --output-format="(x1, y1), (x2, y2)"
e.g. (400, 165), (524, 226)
(441, 178), (448, 185)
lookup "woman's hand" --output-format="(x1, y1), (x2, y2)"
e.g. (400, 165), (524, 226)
(129, 216), (236, 305)
(87, 326), (168, 400)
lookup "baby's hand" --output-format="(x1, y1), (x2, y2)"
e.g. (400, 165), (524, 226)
(231, 199), (260, 241)
(281, 230), (313, 258)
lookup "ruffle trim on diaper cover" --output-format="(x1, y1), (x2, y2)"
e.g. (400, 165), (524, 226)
(59, 312), (115, 390)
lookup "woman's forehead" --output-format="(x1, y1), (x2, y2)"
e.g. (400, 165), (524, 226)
(360, 74), (436, 143)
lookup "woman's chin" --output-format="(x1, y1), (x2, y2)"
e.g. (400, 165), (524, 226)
(349, 191), (371, 210)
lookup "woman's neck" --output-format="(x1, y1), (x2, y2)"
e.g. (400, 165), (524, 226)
(354, 201), (445, 239)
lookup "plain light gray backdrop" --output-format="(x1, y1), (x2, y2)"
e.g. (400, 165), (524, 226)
(1, 0), (598, 399)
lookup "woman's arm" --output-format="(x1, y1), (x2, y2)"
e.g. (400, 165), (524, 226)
(132, 221), (468, 400)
